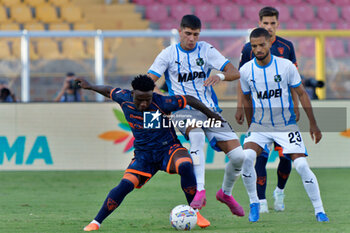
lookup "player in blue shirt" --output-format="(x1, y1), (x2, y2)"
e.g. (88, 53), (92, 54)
(236, 7), (300, 213)
(79, 75), (222, 231)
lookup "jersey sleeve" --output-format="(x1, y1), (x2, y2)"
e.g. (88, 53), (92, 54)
(159, 95), (187, 113)
(239, 43), (252, 69)
(287, 62), (302, 88)
(206, 44), (230, 71)
(148, 48), (170, 78)
(110, 88), (128, 104)
(239, 65), (251, 95)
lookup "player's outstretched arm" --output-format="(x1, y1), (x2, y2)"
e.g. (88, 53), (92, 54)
(203, 63), (240, 86)
(184, 95), (224, 122)
(235, 82), (245, 125)
(75, 78), (114, 98)
(293, 85), (322, 144)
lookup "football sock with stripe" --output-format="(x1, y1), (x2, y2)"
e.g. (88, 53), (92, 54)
(188, 130), (206, 191)
(294, 157), (325, 214)
(95, 179), (134, 224)
(255, 154), (268, 200)
(222, 146), (245, 196)
(178, 161), (197, 205)
(242, 149), (259, 204)
(277, 156), (292, 189)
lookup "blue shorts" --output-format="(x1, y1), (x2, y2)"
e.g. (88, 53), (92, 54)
(123, 143), (191, 188)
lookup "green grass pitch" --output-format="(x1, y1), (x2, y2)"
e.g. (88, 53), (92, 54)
(1, 168), (349, 233)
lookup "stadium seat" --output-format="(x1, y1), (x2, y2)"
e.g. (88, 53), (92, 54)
(49, 22), (71, 30)
(306, 0), (330, 6)
(274, 5), (292, 22)
(243, 5), (263, 22)
(23, 22), (45, 30)
(0, 6), (10, 23)
(209, 21), (232, 29)
(234, 20), (257, 29)
(281, 0), (304, 5)
(73, 22), (94, 30)
(60, 5), (83, 23)
(293, 5), (316, 22)
(336, 21), (350, 29)
(284, 21), (308, 29)
(145, 4), (168, 22)
(36, 4), (61, 23)
(12, 40), (39, 60)
(23, 0), (46, 6)
(325, 38), (347, 58)
(35, 38), (63, 59)
(10, 4), (35, 23)
(62, 38), (89, 59)
(0, 23), (20, 30)
(0, 40), (13, 59)
(208, 0), (230, 5)
(49, 0), (72, 6)
(159, 0), (181, 4)
(219, 5), (241, 22)
(170, 5), (193, 20)
(330, 0), (350, 6)
(309, 22), (333, 29)
(297, 37), (315, 57)
(341, 6), (350, 21)
(183, 0), (205, 4)
(194, 4), (217, 22)
(235, 0), (255, 6)
(317, 5), (340, 22)
(1, 0), (21, 7)
(159, 20), (179, 30)
(257, 0), (280, 4)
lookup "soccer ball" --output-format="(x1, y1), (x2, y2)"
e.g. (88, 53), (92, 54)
(169, 204), (197, 231)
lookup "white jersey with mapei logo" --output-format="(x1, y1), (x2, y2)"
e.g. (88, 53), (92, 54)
(240, 55), (302, 127)
(148, 41), (230, 112)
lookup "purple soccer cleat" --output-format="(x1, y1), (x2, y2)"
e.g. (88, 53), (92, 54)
(216, 189), (245, 217)
(190, 190), (207, 209)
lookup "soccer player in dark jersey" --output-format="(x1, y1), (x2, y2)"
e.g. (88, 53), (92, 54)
(79, 75), (222, 231)
(235, 6), (300, 213)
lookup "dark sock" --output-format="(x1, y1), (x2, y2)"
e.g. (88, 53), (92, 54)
(255, 154), (268, 200)
(177, 162), (197, 205)
(95, 179), (134, 224)
(277, 157), (292, 190)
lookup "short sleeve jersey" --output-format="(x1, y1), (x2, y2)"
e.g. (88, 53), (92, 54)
(148, 41), (229, 112)
(110, 88), (187, 151)
(239, 36), (297, 69)
(239, 55), (301, 127)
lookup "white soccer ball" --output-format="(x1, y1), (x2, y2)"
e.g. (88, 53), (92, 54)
(169, 204), (197, 231)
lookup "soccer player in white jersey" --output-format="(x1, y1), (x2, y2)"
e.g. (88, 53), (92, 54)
(239, 27), (329, 222)
(148, 15), (245, 227)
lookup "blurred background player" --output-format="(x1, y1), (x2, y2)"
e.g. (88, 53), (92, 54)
(0, 80), (16, 102)
(236, 6), (300, 213)
(148, 15), (246, 223)
(54, 72), (85, 102)
(81, 75), (222, 231)
(240, 27), (328, 223)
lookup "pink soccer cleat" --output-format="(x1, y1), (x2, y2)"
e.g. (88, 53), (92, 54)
(216, 189), (245, 217)
(190, 190), (207, 209)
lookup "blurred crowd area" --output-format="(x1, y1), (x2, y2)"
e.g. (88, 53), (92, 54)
(0, 0), (349, 101)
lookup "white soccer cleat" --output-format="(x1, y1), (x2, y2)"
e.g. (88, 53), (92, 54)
(259, 199), (269, 213)
(273, 190), (285, 211)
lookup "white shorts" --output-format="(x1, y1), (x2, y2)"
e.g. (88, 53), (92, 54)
(172, 109), (238, 151)
(244, 123), (307, 155)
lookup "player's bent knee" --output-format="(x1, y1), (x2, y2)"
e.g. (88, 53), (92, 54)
(122, 173), (140, 188)
(294, 157), (309, 174)
(244, 149), (256, 163)
(188, 130), (205, 147)
(176, 159), (193, 175)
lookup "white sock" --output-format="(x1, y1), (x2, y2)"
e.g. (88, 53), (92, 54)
(221, 146), (245, 196)
(274, 187), (284, 194)
(91, 220), (101, 227)
(294, 157), (325, 214)
(242, 149), (259, 204)
(188, 130), (206, 191)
